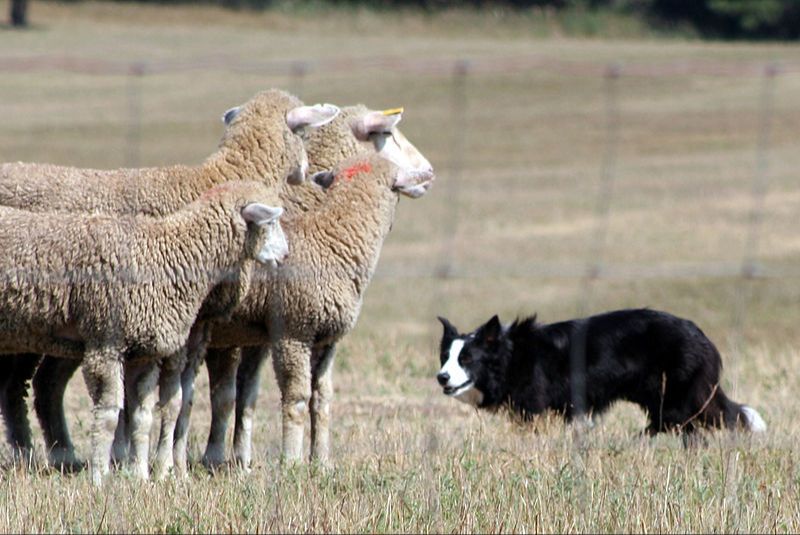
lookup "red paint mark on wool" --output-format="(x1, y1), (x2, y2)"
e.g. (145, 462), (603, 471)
(339, 161), (372, 182)
(200, 182), (235, 200)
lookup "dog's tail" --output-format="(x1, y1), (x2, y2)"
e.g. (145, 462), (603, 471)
(740, 405), (767, 432)
(715, 389), (767, 433)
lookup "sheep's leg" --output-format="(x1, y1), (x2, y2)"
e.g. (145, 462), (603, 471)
(0, 354), (40, 468)
(202, 346), (242, 469)
(310, 344), (336, 466)
(173, 323), (211, 476)
(33, 356), (83, 471)
(111, 404), (130, 467)
(124, 360), (159, 480)
(172, 356), (199, 475)
(233, 346), (269, 469)
(153, 351), (185, 480)
(81, 348), (124, 486)
(272, 339), (312, 464)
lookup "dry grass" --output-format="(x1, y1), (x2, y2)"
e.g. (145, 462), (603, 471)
(1, 2), (800, 532)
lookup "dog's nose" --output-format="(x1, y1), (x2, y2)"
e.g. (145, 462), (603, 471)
(436, 371), (449, 386)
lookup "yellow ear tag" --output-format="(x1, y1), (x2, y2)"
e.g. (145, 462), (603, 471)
(381, 107), (404, 116)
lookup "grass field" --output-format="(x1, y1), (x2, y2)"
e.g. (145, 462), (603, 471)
(1, 1), (800, 532)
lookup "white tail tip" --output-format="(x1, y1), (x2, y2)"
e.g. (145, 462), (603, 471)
(742, 406), (767, 433)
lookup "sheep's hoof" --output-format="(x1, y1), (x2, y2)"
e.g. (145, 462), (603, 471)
(154, 464), (189, 481)
(232, 461), (253, 475)
(10, 448), (38, 472)
(90, 469), (108, 487)
(310, 455), (334, 471)
(200, 453), (226, 473)
(110, 454), (130, 470)
(279, 456), (305, 472)
(153, 466), (171, 481)
(43, 449), (86, 474)
(173, 464), (189, 480)
(199, 461), (222, 476)
(232, 456), (253, 474)
(52, 458), (87, 474)
(200, 462), (230, 476)
(309, 459), (335, 476)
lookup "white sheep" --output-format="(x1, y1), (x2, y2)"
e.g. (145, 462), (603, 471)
(197, 105), (436, 469)
(0, 88), (338, 469)
(112, 105), (432, 471)
(0, 180), (287, 485)
(0, 89), (340, 216)
(4, 104), (433, 472)
(188, 153), (433, 471)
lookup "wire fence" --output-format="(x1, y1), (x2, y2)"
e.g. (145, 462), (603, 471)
(0, 56), (794, 291)
(1, 53), (798, 424)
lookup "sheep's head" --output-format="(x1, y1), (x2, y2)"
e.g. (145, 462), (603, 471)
(219, 89), (339, 186)
(303, 105), (435, 183)
(312, 154), (434, 199)
(200, 181), (289, 267)
(241, 202), (288, 267)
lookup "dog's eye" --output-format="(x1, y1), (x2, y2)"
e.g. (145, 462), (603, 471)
(460, 353), (472, 365)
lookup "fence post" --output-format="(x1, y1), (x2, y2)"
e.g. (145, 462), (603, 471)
(125, 62), (146, 169)
(730, 62), (778, 389)
(571, 62), (622, 425)
(435, 59), (470, 281)
(576, 62), (622, 316)
(290, 60), (309, 99)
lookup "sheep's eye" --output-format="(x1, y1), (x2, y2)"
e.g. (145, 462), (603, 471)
(293, 125), (310, 138)
(369, 131), (394, 143)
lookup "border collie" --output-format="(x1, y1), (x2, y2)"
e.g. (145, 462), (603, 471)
(436, 309), (766, 437)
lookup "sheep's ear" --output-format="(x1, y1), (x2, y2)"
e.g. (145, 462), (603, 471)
(241, 203), (283, 226)
(286, 103), (340, 132)
(355, 108), (403, 140)
(311, 170), (336, 189)
(222, 106), (242, 125)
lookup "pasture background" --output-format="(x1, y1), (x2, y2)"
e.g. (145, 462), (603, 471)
(1, 2), (799, 531)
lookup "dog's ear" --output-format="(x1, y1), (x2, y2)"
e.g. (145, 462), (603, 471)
(437, 316), (458, 340)
(477, 314), (502, 345)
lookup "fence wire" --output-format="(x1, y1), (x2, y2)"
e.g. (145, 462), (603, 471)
(0, 54), (795, 431)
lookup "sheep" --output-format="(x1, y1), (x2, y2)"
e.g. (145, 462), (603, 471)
(0, 180), (288, 485)
(0, 89), (340, 216)
(6, 104), (434, 472)
(185, 152), (433, 471)
(197, 105), (436, 469)
(0, 89), (338, 468)
(110, 104), (434, 472)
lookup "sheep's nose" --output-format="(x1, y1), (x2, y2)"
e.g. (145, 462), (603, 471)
(436, 371), (449, 386)
(287, 165), (306, 185)
(287, 158), (308, 185)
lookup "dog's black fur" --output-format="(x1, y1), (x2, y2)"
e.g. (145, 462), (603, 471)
(437, 308), (762, 436)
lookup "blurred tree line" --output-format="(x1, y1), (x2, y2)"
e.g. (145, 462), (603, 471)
(10, 0), (800, 38)
(191, 0), (800, 39)
(10, 0), (28, 26)
(631, 0), (800, 38)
